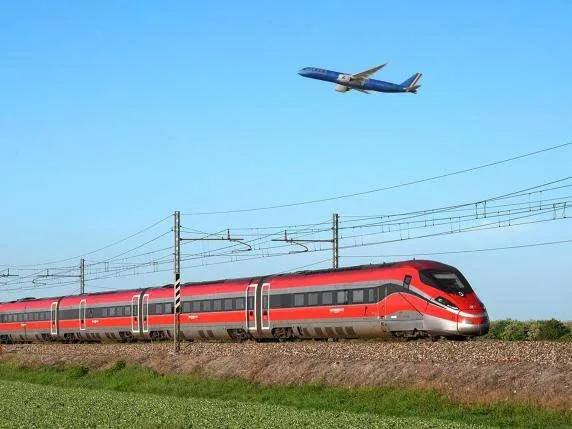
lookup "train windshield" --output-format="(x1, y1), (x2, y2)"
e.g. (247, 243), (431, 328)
(420, 270), (473, 294)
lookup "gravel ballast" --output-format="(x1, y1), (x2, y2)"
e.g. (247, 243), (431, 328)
(1, 341), (570, 409)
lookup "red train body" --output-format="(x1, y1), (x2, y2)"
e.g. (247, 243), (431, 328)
(0, 260), (489, 343)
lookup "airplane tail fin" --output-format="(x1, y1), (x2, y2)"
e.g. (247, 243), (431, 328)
(401, 72), (422, 93)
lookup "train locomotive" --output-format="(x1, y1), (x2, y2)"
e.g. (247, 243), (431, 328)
(0, 260), (489, 343)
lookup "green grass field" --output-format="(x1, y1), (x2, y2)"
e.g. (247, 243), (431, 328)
(0, 379), (481, 429)
(0, 363), (569, 428)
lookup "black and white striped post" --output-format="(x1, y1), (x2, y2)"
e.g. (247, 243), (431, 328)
(173, 211), (181, 353)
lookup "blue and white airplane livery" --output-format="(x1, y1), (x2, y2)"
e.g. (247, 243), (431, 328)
(298, 63), (422, 94)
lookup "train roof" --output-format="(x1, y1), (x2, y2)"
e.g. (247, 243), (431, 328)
(0, 259), (450, 305)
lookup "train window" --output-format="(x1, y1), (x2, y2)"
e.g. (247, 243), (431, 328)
(154, 303), (161, 314)
(109, 307), (116, 317)
(366, 288), (377, 303)
(117, 306), (124, 317)
(164, 303), (173, 314)
(102, 308), (108, 317)
(192, 301), (201, 312)
(124, 306), (131, 316)
(336, 290), (349, 305)
(352, 289), (364, 303)
(182, 302), (191, 313)
(224, 299), (233, 311)
(213, 300), (222, 311)
(247, 296), (254, 309)
(308, 292), (319, 306)
(235, 298), (244, 310)
(420, 270), (473, 293)
(322, 291), (333, 305)
(202, 300), (212, 312)
(404, 275), (412, 288)
(293, 294), (304, 307)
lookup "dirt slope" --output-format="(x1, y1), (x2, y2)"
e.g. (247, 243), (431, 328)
(1, 341), (570, 409)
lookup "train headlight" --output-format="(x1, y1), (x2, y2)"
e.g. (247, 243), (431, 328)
(436, 296), (458, 310)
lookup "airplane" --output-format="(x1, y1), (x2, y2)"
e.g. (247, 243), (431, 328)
(298, 63), (422, 94)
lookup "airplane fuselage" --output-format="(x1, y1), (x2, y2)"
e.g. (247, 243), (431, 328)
(298, 67), (407, 93)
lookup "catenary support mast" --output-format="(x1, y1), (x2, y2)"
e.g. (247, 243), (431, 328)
(173, 211), (181, 353)
(332, 213), (339, 269)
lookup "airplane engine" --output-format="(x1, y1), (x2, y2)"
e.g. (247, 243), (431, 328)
(337, 74), (352, 83)
(335, 84), (349, 92)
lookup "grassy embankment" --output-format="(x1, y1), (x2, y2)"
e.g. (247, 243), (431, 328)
(0, 363), (569, 428)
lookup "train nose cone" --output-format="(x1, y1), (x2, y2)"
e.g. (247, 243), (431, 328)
(457, 311), (489, 335)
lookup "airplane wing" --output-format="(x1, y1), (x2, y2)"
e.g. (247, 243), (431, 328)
(351, 63), (387, 81)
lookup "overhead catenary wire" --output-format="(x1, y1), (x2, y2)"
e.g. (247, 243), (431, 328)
(340, 238), (572, 259)
(183, 142), (571, 215)
(340, 177), (572, 225)
(2, 181), (568, 288)
(0, 214), (172, 268)
(2, 162), (571, 295)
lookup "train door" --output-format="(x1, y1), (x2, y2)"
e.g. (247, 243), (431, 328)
(142, 294), (149, 333)
(50, 301), (58, 336)
(131, 294), (140, 335)
(245, 283), (256, 334)
(261, 283), (270, 331)
(79, 299), (86, 331)
(21, 310), (28, 342)
(379, 284), (387, 319)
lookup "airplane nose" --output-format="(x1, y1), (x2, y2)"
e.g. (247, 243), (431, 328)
(298, 68), (307, 76)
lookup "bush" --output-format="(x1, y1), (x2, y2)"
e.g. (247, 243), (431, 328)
(485, 319), (570, 341)
(499, 320), (529, 341)
(487, 319), (512, 340)
(543, 319), (569, 339)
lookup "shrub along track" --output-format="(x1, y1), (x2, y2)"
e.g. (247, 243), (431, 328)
(1, 340), (570, 410)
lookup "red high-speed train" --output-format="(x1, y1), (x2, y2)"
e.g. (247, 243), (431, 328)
(0, 260), (489, 343)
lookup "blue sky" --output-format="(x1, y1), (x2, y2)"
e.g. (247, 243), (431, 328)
(0, 1), (570, 319)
